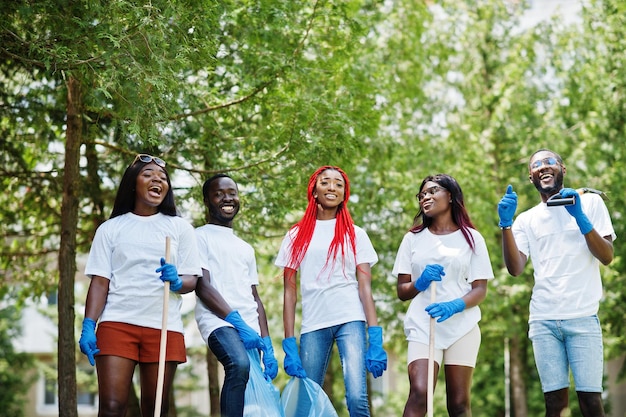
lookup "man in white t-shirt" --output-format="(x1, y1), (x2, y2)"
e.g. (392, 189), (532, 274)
(498, 149), (615, 417)
(194, 174), (278, 417)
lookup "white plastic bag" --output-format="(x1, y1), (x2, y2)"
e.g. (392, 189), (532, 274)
(244, 349), (284, 417)
(280, 377), (339, 417)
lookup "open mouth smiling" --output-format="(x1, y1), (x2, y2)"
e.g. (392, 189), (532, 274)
(148, 186), (162, 196)
(221, 204), (236, 214)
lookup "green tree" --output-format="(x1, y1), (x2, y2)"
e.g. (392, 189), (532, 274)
(0, 302), (36, 417)
(2, 0), (626, 415)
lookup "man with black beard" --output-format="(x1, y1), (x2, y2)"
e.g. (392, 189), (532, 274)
(194, 174), (278, 417)
(497, 149), (615, 417)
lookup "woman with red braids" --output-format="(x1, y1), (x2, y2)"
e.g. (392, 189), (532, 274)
(275, 165), (387, 417)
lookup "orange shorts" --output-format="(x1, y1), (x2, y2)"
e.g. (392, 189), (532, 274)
(96, 321), (187, 364)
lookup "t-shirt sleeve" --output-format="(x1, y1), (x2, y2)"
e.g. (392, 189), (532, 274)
(512, 212), (530, 258)
(468, 232), (495, 283)
(588, 194), (616, 241)
(176, 220), (202, 276)
(84, 222), (113, 279)
(391, 233), (412, 277)
(274, 230), (294, 269)
(355, 226), (378, 267)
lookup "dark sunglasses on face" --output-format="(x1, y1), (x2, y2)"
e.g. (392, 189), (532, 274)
(416, 185), (446, 202)
(133, 154), (166, 168)
(530, 157), (558, 170)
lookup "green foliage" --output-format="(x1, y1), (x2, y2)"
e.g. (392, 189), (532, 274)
(2, 0), (626, 415)
(0, 303), (36, 417)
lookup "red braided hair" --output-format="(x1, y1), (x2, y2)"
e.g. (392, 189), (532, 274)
(286, 166), (357, 275)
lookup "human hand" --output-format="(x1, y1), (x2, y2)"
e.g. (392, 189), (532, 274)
(282, 337), (307, 378)
(79, 318), (100, 366)
(156, 258), (183, 291)
(414, 264), (445, 292)
(560, 188), (593, 234)
(498, 185), (517, 228)
(425, 298), (466, 322)
(365, 326), (387, 378)
(224, 310), (264, 350)
(261, 336), (278, 380)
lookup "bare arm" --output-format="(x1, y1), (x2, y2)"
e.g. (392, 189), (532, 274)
(194, 268), (233, 318)
(84, 275), (110, 321)
(501, 228), (527, 276)
(252, 285), (270, 338)
(356, 263), (379, 327)
(178, 274), (199, 294)
(396, 273), (417, 301)
(584, 232), (613, 265)
(283, 268), (298, 338)
(461, 279), (488, 308)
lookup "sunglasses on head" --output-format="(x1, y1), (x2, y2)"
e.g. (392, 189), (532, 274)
(530, 157), (558, 170)
(133, 154), (166, 168)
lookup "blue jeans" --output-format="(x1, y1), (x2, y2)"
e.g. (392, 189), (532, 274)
(528, 315), (604, 393)
(208, 326), (250, 417)
(300, 320), (370, 417)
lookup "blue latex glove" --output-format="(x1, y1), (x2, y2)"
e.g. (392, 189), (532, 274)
(498, 184), (517, 228)
(282, 337), (307, 378)
(414, 264), (445, 292)
(560, 188), (593, 235)
(79, 318), (100, 366)
(426, 298), (466, 323)
(366, 326), (387, 378)
(224, 310), (264, 350)
(156, 258), (183, 291)
(261, 336), (279, 380)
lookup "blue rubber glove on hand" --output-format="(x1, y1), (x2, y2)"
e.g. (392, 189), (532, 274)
(426, 298), (466, 322)
(224, 310), (264, 350)
(498, 185), (518, 228)
(366, 326), (388, 378)
(156, 258), (183, 291)
(79, 318), (100, 366)
(261, 336), (279, 380)
(414, 264), (445, 292)
(560, 188), (593, 235)
(282, 337), (307, 378)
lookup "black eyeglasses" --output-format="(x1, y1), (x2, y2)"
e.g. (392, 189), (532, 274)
(416, 185), (446, 202)
(530, 157), (558, 170)
(133, 154), (166, 168)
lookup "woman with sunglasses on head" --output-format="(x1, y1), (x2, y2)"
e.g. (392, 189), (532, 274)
(393, 174), (493, 417)
(79, 154), (202, 417)
(275, 165), (387, 417)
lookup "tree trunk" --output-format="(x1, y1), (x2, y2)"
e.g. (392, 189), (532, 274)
(58, 75), (83, 417)
(510, 333), (528, 417)
(207, 347), (221, 416)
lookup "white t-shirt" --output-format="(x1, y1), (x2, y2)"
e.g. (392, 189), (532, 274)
(512, 192), (616, 322)
(392, 228), (494, 349)
(84, 212), (201, 334)
(194, 224), (261, 344)
(275, 219), (378, 334)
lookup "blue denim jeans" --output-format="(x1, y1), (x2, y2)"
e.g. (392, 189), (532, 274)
(208, 326), (250, 417)
(300, 320), (370, 417)
(528, 315), (604, 393)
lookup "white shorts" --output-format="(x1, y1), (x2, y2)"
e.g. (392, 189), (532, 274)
(407, 324), (481, 367)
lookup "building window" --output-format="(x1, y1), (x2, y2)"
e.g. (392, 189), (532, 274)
(42, 371), (96, 407)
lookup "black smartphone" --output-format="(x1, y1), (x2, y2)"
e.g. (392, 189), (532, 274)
(547, 195), (575, 207)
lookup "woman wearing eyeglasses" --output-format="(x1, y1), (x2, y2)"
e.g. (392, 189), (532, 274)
(79, 154), (202, 417)
(393, 173), (494, 417)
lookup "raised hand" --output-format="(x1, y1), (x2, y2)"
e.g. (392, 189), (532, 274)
(498, 184), (517, 228)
